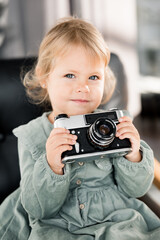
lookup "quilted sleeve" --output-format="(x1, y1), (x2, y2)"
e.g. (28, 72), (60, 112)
(112, 140), (154, 198)
(17, 140), (71, 220)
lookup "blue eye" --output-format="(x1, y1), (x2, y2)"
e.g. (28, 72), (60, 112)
(89, 75), (99, 80)
(65, 74), (75, 79)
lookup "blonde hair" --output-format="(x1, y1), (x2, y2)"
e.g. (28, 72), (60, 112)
(23, 16), (116, 107)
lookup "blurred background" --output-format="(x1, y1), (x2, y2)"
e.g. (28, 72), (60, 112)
(0, 0), (160, 206)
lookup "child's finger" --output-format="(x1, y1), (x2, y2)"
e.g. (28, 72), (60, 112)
(119, 116), (132, 123)
(50, 132), (77, 142)
(118, 131), (137, 140)
(50, 127), (70, 136)
(55, 144), (73, 156)
(116, 127), (136, 137)
(47, 134), (77, 150)
(48, 128), (77, 142)
(52, 138), (76, 148)
(118, 132), (140, 151)
(117, 121), (133, 130)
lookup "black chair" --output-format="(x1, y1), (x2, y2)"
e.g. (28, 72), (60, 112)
(0, 58), (43, 203)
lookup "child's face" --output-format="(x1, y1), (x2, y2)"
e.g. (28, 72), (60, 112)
(46, 45), (105, 119)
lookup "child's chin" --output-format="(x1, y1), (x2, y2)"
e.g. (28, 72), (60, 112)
(69, 109), (93, 116)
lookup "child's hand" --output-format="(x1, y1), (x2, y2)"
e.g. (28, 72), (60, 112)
(46, 128), (77, 175)
(116, 116), (142, 162)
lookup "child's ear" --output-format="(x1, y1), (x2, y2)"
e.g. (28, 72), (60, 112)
(39, 80), (47, 89)
(36, 67), (47, 89)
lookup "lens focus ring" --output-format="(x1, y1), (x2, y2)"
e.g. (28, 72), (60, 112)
(88, 118), (116, 148)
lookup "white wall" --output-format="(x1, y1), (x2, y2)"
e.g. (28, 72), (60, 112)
(79, 0), (141, 117)
(104, 0), (141, 118)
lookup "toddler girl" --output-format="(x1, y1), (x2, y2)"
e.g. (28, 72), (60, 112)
(0, 17), (160, 240)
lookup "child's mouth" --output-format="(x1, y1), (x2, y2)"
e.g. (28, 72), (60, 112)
(71, 99), (89, 103)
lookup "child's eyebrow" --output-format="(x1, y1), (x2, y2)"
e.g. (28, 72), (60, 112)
(66, 70), (79, 74)
(91, 71), (103, 76)
(65, 70), (104, 76)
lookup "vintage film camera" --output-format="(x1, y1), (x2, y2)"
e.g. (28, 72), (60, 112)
(54, 109), (132, 163)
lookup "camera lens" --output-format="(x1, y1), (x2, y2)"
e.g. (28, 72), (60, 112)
(98, 124), (110, 136)
(88, 118), (116, 148)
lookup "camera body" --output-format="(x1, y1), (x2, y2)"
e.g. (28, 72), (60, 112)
(54, 109), (132, 163)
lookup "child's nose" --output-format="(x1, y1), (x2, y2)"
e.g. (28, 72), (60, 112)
(75, 81), (90, 93)
(76, 84), (90, 93)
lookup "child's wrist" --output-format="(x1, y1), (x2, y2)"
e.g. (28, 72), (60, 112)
(48, 161), (64, 175)
(51, 167), (64, 175)
(125, 150), (142, 163)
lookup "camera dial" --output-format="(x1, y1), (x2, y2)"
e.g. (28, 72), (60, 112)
(54, 114), (69, 121)
(88, 118), (116, 148)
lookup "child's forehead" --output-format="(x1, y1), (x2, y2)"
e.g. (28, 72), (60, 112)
(55, 44), (91, 56)
(52, 44), (106, 67)
(50, 49), (105, 76)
